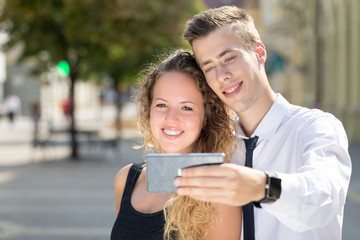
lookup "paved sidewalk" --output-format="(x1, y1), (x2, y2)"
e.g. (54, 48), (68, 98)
(0, 116), (143, 240)
(0, 117), (359, 239)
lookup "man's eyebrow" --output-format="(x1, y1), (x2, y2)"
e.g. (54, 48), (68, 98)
(199, 48), (236, 68)
(219, 48), (236, 58)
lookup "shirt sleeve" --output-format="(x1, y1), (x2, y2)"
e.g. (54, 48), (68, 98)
(262, 115), (352, 232)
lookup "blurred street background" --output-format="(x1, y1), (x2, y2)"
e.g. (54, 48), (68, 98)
(0, 115), (144, 240)
(0, 117), (359, 240)
(0, 0), (359, 239)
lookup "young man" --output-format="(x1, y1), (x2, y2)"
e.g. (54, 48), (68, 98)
(174, 5), (352, 240)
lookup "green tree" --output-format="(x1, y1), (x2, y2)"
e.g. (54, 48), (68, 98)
(0, 0), (203, 159)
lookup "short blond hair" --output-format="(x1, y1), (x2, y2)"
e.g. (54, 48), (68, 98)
(183, 5), (261, 51)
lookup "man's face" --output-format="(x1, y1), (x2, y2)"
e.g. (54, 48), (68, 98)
(192, 25), (267, 117)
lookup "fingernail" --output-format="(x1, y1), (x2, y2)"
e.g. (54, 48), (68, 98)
(177, 168), (182, 177)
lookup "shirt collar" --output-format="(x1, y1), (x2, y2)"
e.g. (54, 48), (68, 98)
(236, 93), (288, 140)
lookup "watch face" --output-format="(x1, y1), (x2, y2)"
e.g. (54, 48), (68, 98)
(268, 177), (282, 199)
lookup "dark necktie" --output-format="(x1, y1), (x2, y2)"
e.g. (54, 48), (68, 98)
(243, 136), (258, 240)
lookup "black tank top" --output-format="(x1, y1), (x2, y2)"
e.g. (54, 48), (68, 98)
(110, 163), (165, 240)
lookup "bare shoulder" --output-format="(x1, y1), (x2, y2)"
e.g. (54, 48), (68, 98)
(114, 164), (133, 214)
(115, 164), (133, 184)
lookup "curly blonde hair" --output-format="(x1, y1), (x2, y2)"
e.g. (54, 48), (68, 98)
(134, 50), (236, 240)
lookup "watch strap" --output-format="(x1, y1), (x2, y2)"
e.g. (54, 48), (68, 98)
(253, 171), (281, 208)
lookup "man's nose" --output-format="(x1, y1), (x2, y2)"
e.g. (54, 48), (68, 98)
(216, 64), (232, 82)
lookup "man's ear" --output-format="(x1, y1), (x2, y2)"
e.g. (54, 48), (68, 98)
(255, 42), (266, 64)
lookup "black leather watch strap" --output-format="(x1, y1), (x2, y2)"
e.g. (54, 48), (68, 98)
(253, 171), (282, 208)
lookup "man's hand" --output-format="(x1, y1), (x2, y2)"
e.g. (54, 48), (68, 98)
(174, 163), (266, 206)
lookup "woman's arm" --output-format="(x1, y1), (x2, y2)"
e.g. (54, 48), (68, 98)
(114, 164), (132, 214)
(204, 203), (242, 240)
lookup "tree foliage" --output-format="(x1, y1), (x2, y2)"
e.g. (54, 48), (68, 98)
(0, 0), (203, 83)
(0, 0), (204, 159)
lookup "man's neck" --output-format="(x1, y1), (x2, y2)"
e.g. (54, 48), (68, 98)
(238, 91), (277, 137)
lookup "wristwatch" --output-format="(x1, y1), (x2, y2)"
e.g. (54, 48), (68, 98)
(253, 171), (282, 208)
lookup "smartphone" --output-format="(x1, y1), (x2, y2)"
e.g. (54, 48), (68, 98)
(146, 153), (225, 193)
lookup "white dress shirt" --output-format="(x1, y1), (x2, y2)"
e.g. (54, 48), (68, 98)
(233, 94), (352, 240)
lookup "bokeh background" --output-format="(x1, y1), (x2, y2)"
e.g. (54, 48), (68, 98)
(0, 0), (359, 239)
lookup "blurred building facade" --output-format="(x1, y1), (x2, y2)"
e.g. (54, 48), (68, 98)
(4, 43), (41, 117)
(204, 0), (360, 142)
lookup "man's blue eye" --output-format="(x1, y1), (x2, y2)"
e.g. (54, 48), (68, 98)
(225, 56), (235, 62)
(205, 66), (214, 73)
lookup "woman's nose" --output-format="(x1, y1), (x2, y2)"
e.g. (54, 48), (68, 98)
(165, 108), (179, 122)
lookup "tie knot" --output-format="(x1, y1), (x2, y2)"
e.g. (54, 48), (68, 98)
(244, 136), (258, 151)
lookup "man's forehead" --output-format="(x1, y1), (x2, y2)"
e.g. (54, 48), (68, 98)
(192, 26), (242, 65)
(192, 40), (218, 66)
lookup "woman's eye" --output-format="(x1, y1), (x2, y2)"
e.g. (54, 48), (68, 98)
(156, 103), (166, 108)
(182, 106), (193, 111)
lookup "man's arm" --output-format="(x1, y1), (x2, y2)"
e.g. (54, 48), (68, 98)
(175, 116), (352, 232)
(174, 163), (267, 206)
(262, 116), (352, 232)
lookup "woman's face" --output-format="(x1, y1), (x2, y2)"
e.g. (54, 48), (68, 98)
(150, 71), (205, 154)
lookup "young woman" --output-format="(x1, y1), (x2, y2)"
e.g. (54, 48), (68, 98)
(110, 50), (241, 240)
